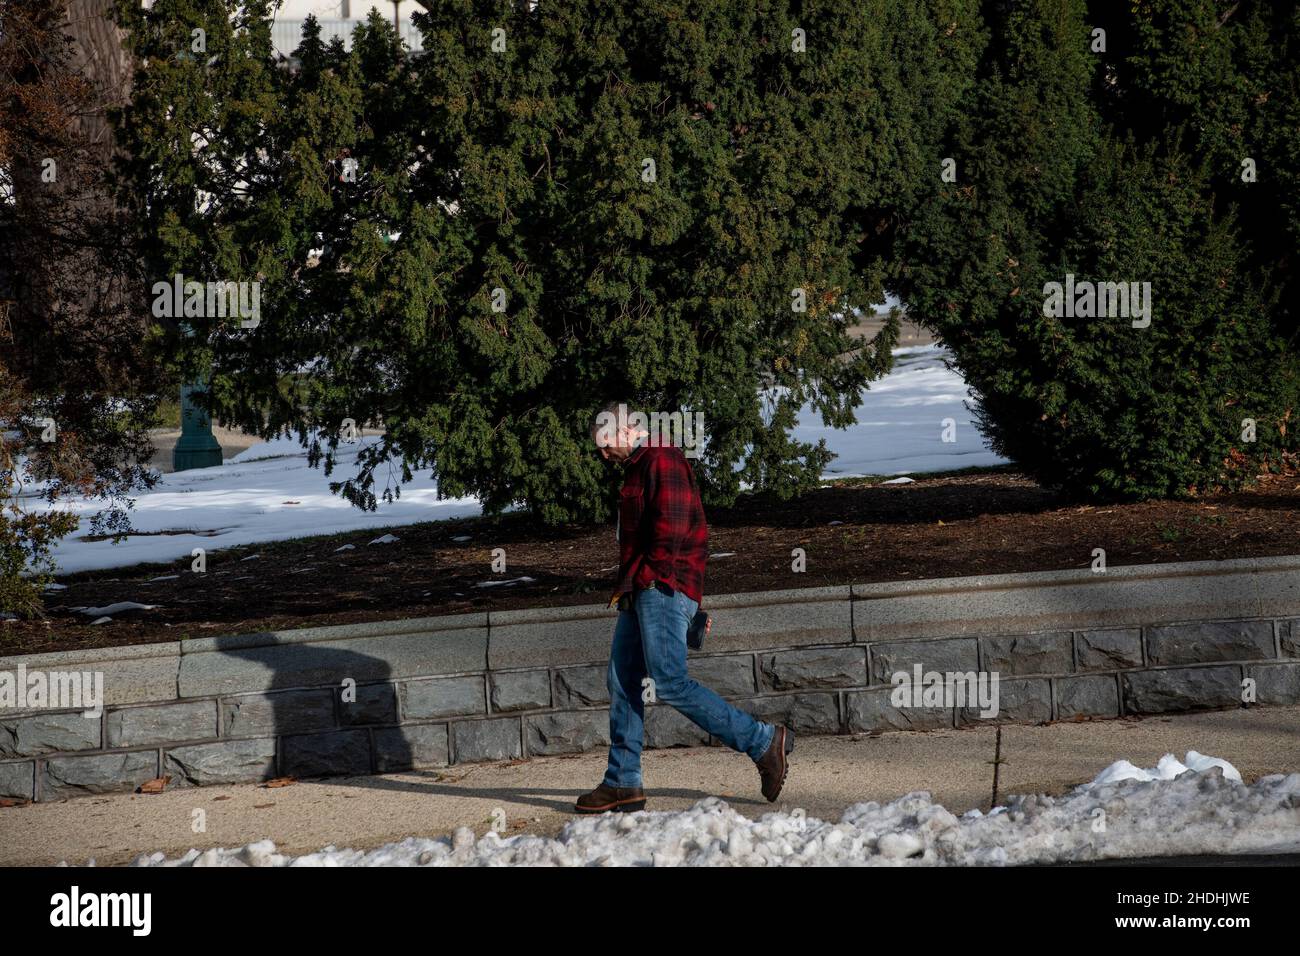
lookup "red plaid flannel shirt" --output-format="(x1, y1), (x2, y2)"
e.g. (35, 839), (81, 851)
(613, 444), (708, 604)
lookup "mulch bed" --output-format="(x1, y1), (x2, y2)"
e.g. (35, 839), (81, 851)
(7, 465), (1300, 658)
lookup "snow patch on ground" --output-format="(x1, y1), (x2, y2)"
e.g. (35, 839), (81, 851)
(30, 434), (481, 575)
(70, 602), (159, 616)
(794, 345), (1004, 477)
(125, 754), (1300, 867)
(29, 345), (1004, 575)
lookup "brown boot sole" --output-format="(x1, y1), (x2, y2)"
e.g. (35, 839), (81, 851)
(574, 795), (647, 814)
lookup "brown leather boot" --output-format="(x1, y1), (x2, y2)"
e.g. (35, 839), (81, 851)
(754, 725), (794, 802)
(574, 782), (647, 814)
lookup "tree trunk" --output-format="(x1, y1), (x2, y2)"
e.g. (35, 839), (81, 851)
(63, 0), (133, 149)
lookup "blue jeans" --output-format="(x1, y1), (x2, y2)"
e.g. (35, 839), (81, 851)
(603, 582), (776, 789)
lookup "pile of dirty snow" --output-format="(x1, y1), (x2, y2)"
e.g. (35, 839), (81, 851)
(124, 753), (1300, 867)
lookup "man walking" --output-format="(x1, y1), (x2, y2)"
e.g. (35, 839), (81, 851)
(575, 401), (794, 814)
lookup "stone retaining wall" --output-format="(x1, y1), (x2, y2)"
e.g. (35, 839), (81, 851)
(4, 556), (1300, 802)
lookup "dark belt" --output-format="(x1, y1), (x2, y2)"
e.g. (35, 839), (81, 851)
(618, 579), (675, 611)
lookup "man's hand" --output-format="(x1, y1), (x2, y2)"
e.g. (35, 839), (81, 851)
(608, 592), (622, 609)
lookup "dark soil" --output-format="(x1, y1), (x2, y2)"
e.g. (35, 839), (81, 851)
(7, 465), (1300, 658)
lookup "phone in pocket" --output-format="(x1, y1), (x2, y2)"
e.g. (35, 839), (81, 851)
(687, 610), (709, 650)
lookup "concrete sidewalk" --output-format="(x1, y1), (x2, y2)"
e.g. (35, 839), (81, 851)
(3, 706), (1298, 866)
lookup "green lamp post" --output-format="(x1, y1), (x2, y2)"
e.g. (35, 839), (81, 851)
(172, 381), (222, 471)
(172, 322), (223, 471)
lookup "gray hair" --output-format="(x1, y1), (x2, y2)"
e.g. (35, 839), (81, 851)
(589, 399), (635, 437)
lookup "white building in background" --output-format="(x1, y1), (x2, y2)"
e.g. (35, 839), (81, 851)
(272, 1), (425, 56)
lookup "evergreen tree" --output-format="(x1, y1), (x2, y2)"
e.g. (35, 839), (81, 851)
(898, 0), (1299, 500)
(117, 1), (975, 524)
